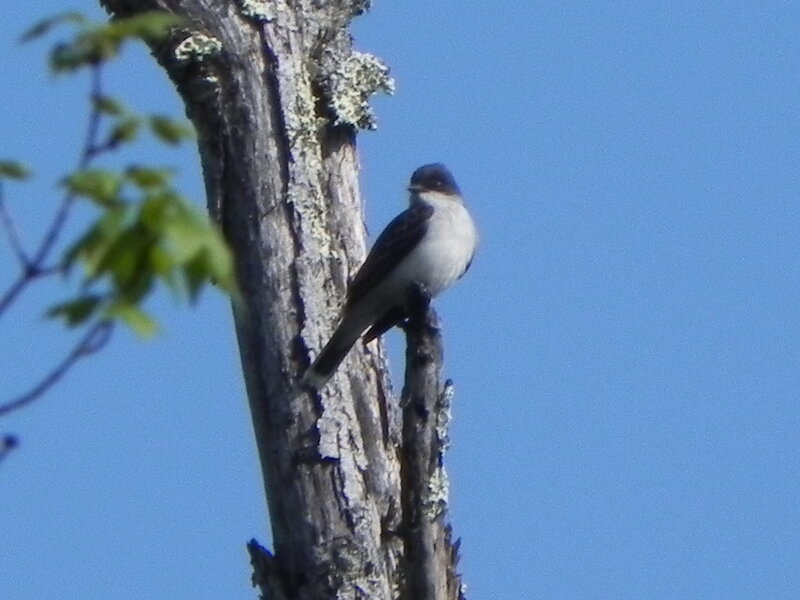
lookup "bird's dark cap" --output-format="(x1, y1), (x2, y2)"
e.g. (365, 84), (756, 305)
(408, 163), (461, 195)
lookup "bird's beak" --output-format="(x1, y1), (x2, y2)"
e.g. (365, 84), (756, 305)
(408, 184), (424, 193)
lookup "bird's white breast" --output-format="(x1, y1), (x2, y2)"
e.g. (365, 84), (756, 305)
(389, 192), (478, 297)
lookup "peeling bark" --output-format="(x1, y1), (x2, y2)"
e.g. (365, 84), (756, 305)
(98, 2), (463, 598)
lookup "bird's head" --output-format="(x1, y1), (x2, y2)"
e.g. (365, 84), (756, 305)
(408, 163), (461, 199)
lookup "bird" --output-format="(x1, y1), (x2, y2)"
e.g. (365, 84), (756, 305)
(303, 163), (478, 389)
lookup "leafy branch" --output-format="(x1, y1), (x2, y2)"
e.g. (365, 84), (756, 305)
(0, 12), (234, 419)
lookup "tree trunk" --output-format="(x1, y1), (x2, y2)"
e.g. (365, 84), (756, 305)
(98, 2), (463, 598)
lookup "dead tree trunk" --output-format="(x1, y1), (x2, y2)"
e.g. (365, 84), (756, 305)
(98, 2), (464, 598)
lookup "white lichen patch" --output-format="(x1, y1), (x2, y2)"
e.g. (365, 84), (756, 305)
(328, 52), (395, 130)
(436, 381), (454, 450)
(424, 466), (450, 519)
(238, 0), (276, 21)
(283, 89), (321, 154)
(174, 33), (222, 62)
(281, 67), (333, 259)
(286, 179), (332, 255)
(421, 381), (455, 519)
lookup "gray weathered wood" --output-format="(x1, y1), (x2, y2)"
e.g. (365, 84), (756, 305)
(401, 286), (464, 600)
(98, 2), (462, 598)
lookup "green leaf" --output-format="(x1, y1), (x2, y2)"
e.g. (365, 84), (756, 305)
(20, 11), (88, 43)
(94, 95), (127, 116)
(149, 115), (194, 145)
(47, 295), (103, 326)
(48, 13), (182, 72)
(182, 255), (208, 301)
(95, 226), (156, 301)
(63, 169), (124, 205)
(138, 191), (174, 228)
(178, 235), (235, 300)
(108, 117), (141, 146)
(126, 166), (173, 189)
(0, 160), (32, 180)
(104, 12), (184, 43)
(54, 150), (232, 331)
(201, 229), (235, 293)
(30, 12), (182, 72)
(104, 302), (159, 338)
(63, 205), (130, 272)
(148, 244), (175, 276)
(161, 217), (210, 264)
(51, 34), (116, 71)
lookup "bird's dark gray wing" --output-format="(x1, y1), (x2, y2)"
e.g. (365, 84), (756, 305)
(347, 202), (434, 308)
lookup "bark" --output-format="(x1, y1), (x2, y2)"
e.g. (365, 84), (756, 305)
(400, 286), (464, 600)
(97, 2), (463, 598)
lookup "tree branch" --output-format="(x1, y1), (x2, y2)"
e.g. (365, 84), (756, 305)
(248, 538), (289, 600)
(31, 65), (104, 267)
(0, 180), (32, 268)
(0, 65), (105, 317)
(400, 284), (464, 600)
(0, 320), (113, 417)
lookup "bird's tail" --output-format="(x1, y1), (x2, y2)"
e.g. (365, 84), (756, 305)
(302, 325), (362, 390)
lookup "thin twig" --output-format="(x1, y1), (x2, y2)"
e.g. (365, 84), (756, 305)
(0, 266), (63, 316)
(0, 277), (29, 316)
(0, 180), (31, 267)
(31, 64), (104, 267)
(0, 320), (114, 417)
(0, 65), (106, 317)
(0, 434), (18, 466)
(84, 65), (107, 163)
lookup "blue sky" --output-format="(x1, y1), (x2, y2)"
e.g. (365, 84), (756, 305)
(3, 3), (800, 599)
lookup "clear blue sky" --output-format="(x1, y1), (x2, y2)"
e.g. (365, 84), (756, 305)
(3, 3), (799, 599)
